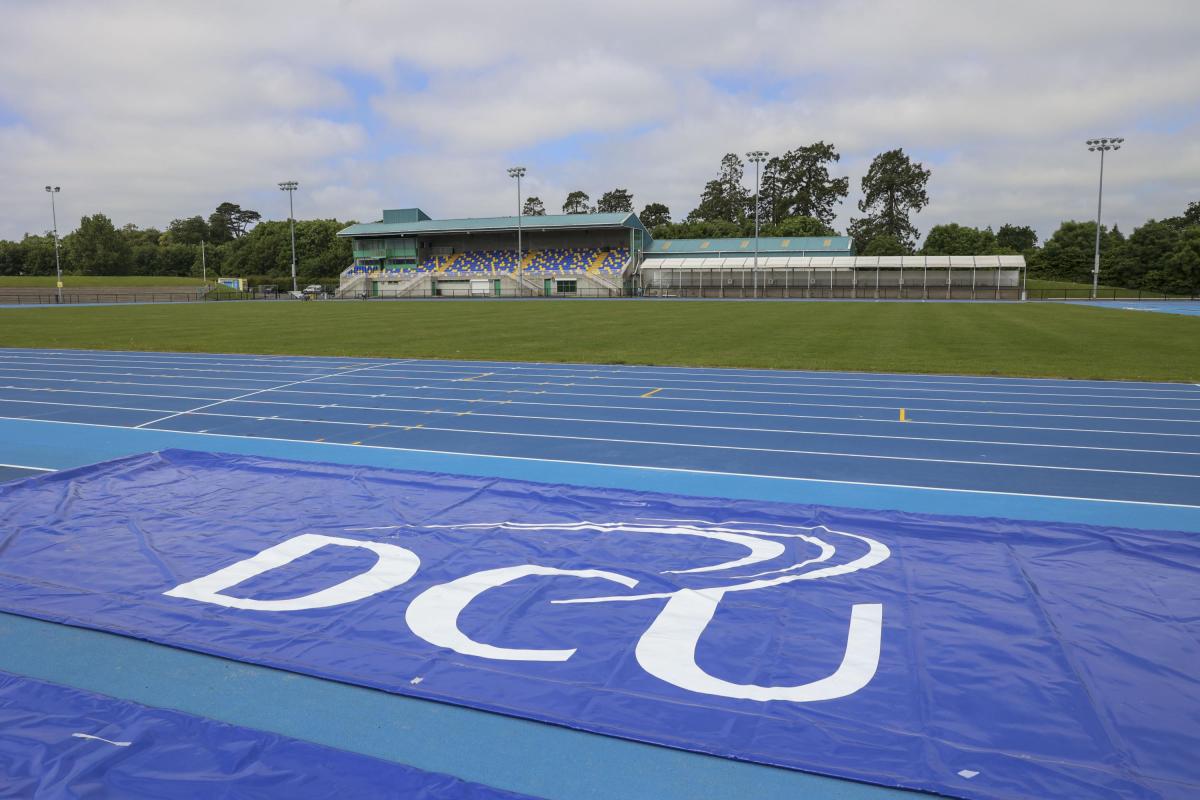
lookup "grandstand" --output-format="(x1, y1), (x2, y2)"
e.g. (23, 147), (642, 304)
(337, 209), (643, 298)
(337, 208), (1025, 299)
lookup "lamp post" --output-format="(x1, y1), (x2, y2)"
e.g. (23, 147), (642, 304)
(1085, 138), (1123, 300)
(200, 238), (207, 285)
(507, 167), (526, 283)
(746, 150), (769, 298)
(44, 186), (62, 304)
(278, 181), (299, 292)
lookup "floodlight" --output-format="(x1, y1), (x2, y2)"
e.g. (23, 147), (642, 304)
(1083, 137), (1125, 299)
(278, 181), (300, 292)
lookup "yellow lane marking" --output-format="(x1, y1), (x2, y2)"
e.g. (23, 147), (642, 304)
(402, 424), (425, 431)
(641, 388), (663, 398)
(456, 411), (472, 417)
(351, 441), (362, 445)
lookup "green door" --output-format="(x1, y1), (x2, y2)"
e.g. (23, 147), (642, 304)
(371, 281), (380, 297)
(493, 279), (501, 297)
(543, 278), (552, 296)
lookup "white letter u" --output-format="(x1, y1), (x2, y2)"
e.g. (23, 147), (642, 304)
(635, 588), (882, 702)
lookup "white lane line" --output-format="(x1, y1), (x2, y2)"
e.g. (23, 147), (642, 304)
(4, 389), (1200, 458)
(3, 415), (1197, 510)
(9, 348), (1195, 392)
(352, 365), (1200, 397)
(304, 376), (1200, 413)
(129, 396), (1200, 457)
(278, 371), (1200, 403)
(6, 398), (1193, 478)
(0, 462), (54, 471)
(0, 354), (331, 378)
(0, 385), (224, 403)
(4, 355), (1196, 400)
(0, 365), (300, 386)
(3, 378), (1200, 434)
(4, 394), (1200, 458)
(132, 362), (410, 429)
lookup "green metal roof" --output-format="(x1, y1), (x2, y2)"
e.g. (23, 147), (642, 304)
(339, 212), (643, 238)
(646, 236), (853, 255)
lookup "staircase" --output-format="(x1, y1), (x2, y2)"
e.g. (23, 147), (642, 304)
(587, 251), (607, 273)
(520, 250), (539, 273)
(435, 254), (459, 274)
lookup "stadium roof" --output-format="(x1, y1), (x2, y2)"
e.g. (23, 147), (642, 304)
(646, 236), (853, 255)
(339, 211), (646, 238)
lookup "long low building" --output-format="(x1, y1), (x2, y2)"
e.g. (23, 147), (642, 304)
(336, 208), (1025, 299)
(638, 252), (1026, 299)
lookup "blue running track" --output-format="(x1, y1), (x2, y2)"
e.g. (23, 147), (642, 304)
(1, 346), (1199, 800)
(1075, 300), (1200, 317)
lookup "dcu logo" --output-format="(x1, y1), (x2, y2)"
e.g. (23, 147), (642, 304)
(165, 519), (890, 703)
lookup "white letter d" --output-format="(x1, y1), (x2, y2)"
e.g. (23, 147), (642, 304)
(164, 533), (420, 611)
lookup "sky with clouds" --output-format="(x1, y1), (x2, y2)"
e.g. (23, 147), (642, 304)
(1, 0), (1198, 243)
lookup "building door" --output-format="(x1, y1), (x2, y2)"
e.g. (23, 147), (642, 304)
(493, 279), (502, 296)
(543, 278), (552, 296)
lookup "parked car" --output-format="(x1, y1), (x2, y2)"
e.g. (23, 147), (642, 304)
(303, 284), (325, 295)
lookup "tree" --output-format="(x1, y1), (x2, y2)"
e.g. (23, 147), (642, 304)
(760, 142), (849, 226)
(1187, 201), (1200, 226)
(1111, 220), (1181, 288)
(1159, 226), (1200, 295)
(849, 149), (931, 252)
(1033, 221), (1124, 283)
(210, 202), (260, 240)
(596, 189), (634, 213)
(651, 219), (744, 240)
(687, 153), (749, 224)
(639, 203), (671, 228)
(921, 224), (998, 255)
(562, 191), (591, 214)
(163, 215), (209, 245)
(7, 234), (59, 275)
(861, 234), (907, 256)
(996, 224), (1037, 253)
(763, 215), (837, 237)
(522, 197), (546, 216)
(64, 213), (131, 275)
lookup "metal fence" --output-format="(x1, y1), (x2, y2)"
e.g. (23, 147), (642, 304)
(1025, 288), (1200, 301)
(0, 291), (291, 305)
(333, 285), (630, 300)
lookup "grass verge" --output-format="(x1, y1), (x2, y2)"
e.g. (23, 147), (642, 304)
(1, 299), (1198, 382)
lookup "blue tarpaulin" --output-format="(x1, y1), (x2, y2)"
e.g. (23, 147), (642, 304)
(0, 449), (1196, 800)
(0, 669), (533, 798)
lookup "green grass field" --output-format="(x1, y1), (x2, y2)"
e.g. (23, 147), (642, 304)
(1, 300), (1198, 382)
(0, 276), (205, 287)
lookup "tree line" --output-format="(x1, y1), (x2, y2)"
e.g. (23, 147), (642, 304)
(3, 158), (1197, 294)
(0, 202), (352, 286)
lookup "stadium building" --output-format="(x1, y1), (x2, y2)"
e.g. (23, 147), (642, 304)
(337, 208), (1025, 299)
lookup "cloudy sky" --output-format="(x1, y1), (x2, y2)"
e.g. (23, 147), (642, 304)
(1, 0), (1197, 243)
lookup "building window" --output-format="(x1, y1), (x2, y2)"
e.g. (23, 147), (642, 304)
(556, 280), (577, 294)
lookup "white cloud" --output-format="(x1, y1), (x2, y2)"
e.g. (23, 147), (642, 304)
(0, 0), (1197, 243)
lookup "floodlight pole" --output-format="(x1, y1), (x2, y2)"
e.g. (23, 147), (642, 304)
(1085, 138), (1123, 300)
(279, 181), (299, 292)
(508, 167), (526, 284)
(44, 186), (62, 304)
(747, 151), (769, 299)
(201, 238), (207, 284)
